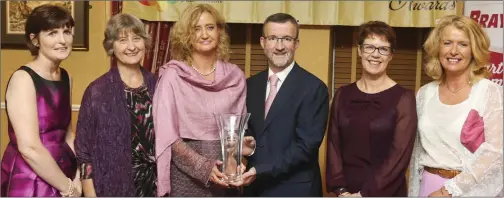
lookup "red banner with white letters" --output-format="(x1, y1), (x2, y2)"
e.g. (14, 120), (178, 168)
(465, 1), (503, 86)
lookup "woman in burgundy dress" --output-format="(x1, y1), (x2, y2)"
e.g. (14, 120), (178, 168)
(325, 21), (417, 197)
(1, 5), (81, 197)
(75, 13), (157, 197)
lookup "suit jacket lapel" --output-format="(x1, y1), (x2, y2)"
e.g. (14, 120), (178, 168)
(260, 64), (301, 136)
(256, 71), (267, 122)
(250, 71), (267, 137)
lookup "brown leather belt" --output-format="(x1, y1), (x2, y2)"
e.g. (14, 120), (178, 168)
(424, 166), (461, 179)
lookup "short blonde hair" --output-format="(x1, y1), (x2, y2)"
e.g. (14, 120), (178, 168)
(423, 15), (491, 84)
(169, 4), (231, 64)
(103, 13), (152, 56)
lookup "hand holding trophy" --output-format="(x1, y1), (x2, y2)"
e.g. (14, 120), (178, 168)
(242, 136), (256, 156)
(215, 113), (251, 184)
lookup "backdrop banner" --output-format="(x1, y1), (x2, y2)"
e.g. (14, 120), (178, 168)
(465, 1), (503, 86)
(124, 0), (461, 27)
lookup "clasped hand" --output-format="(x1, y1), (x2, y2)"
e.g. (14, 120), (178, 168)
(210, 136), (257, 188)
(242, 136), (256, 156)
(209, 160), (248, 188)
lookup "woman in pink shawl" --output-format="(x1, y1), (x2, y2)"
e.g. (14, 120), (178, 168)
(153, 4), (254, 197)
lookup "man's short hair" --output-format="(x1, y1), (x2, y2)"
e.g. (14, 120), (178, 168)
(263, 13), (299, 38)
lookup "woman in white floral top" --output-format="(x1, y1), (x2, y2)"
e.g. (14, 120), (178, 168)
(408, 15), (503, 197)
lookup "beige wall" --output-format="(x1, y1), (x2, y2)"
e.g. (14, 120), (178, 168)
(0, 2), (333, 195)
(1, 110), (7, 158)
(295, 26), (332, 196)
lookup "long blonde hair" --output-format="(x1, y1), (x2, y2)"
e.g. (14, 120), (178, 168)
(169, 4), (231, 65)
(423, 15), (491, 84)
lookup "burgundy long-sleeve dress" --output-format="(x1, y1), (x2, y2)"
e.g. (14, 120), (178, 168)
(326, 82), (417, 197)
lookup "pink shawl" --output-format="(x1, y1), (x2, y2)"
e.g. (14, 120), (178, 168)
(152, 60), (247, 196)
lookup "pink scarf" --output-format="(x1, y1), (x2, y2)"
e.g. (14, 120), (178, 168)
(152, 60), (247, 196)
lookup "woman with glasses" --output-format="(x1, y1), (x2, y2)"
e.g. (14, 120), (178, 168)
(325, 21), (417, 197)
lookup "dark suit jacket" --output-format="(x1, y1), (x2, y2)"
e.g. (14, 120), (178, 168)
(244, 63), (329, 197)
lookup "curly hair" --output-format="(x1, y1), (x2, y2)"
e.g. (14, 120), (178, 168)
(169, 4), (231, 64)
(423, 15), (491, 84)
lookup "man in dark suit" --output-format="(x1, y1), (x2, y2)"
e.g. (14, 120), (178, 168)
(235, 13), (329, 197)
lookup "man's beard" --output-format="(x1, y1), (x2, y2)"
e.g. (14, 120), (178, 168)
(267, 52), (292, 68)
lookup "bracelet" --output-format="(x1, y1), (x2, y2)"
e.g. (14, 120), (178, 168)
(60, 178), (75, 197)
(247, 146), (256, 156)
(441, 186), (451, 196)
(335, 187), (349, 196)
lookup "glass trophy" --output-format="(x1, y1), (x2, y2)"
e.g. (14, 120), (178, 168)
(215, 113), (251, 183)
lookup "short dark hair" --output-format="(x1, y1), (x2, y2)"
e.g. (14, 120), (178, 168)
(357, 21), (396, 51)
(24, 4), (75, 56)
(263, 13), (299, 38)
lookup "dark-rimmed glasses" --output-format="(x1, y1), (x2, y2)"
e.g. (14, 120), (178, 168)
(263, 35), (298, 45)
(360, 44), (393, 56)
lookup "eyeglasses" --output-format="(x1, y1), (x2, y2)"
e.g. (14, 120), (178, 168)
(360, 44), (393, 56)
(263, 36), (297, 44)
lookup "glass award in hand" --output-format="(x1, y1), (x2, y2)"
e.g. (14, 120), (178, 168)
(215, 113), (251, 183)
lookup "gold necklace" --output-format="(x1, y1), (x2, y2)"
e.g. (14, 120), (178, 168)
(445, 82), (470, 94)
(191, 64), (216, 76)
